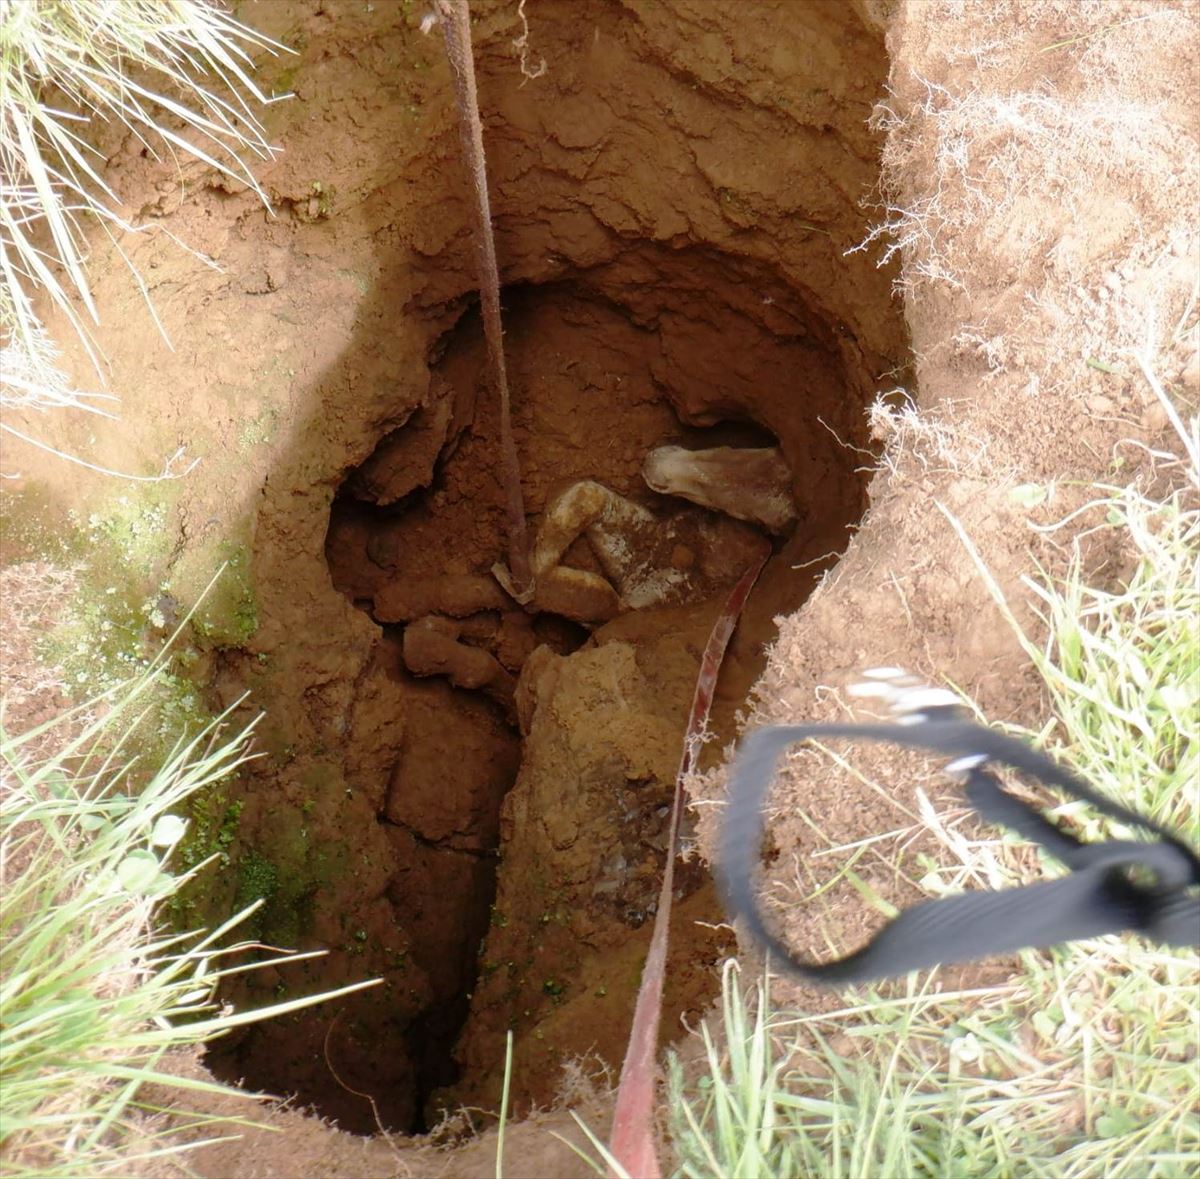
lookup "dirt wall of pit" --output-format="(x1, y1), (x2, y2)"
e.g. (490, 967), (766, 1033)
(5, 0), (914, 1133)
(4, 0), (1197, 1162)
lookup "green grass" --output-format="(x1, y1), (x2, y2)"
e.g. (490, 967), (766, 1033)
(1022, 483), (1199, 842)
(0, 0), (289, 406)
(0, 657), (378, 1177)
(668, 964), (1038, 1179)
(666, 395), (1199, 1177)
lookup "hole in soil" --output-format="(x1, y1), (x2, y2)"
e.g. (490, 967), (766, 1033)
(205, 0), (909, 1138)
(320, 254), (884, 1130)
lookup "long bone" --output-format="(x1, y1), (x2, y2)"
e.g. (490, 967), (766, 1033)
(642, 444), (796, 534)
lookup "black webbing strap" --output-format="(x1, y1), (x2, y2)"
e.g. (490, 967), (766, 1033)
(716, 703), (1200, 984)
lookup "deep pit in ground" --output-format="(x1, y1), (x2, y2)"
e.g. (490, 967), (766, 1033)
(324, 258), (884, 1127)
(8, 0), (1195, 1171)
(195, 0), (912, 1136)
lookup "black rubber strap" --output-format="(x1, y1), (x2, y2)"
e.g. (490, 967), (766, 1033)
(716, 709), (1200, 984)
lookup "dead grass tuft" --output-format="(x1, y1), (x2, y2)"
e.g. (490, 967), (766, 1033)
(857, 80), (1180, 295)
(867, 390), (995, 476)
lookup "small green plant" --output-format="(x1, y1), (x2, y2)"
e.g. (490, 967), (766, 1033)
(233, 851), (279, 910)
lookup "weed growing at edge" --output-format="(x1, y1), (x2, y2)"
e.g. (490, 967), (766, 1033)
(0, 0), (290, 398)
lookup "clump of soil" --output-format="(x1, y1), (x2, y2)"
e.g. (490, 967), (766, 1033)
(6, 0), (1195, 1174)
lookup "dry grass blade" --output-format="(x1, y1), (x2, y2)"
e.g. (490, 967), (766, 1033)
(0, 0), (291, 404)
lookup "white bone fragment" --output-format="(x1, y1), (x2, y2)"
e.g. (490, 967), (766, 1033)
(641, 444), (796, 534)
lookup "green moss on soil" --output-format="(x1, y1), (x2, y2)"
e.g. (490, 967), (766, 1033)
(2, 484), (271, 937)
(189, 542), (259, 646)
(232, 785), (351, 945)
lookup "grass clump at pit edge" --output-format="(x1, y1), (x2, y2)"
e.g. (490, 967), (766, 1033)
(0, 656), (379, 1178)
(0, 0), (290, 398)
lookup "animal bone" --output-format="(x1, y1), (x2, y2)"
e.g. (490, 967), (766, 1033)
(641, 444), (795, 534)
(384, 445), (789, 689)
(526, 479), (769, 625)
